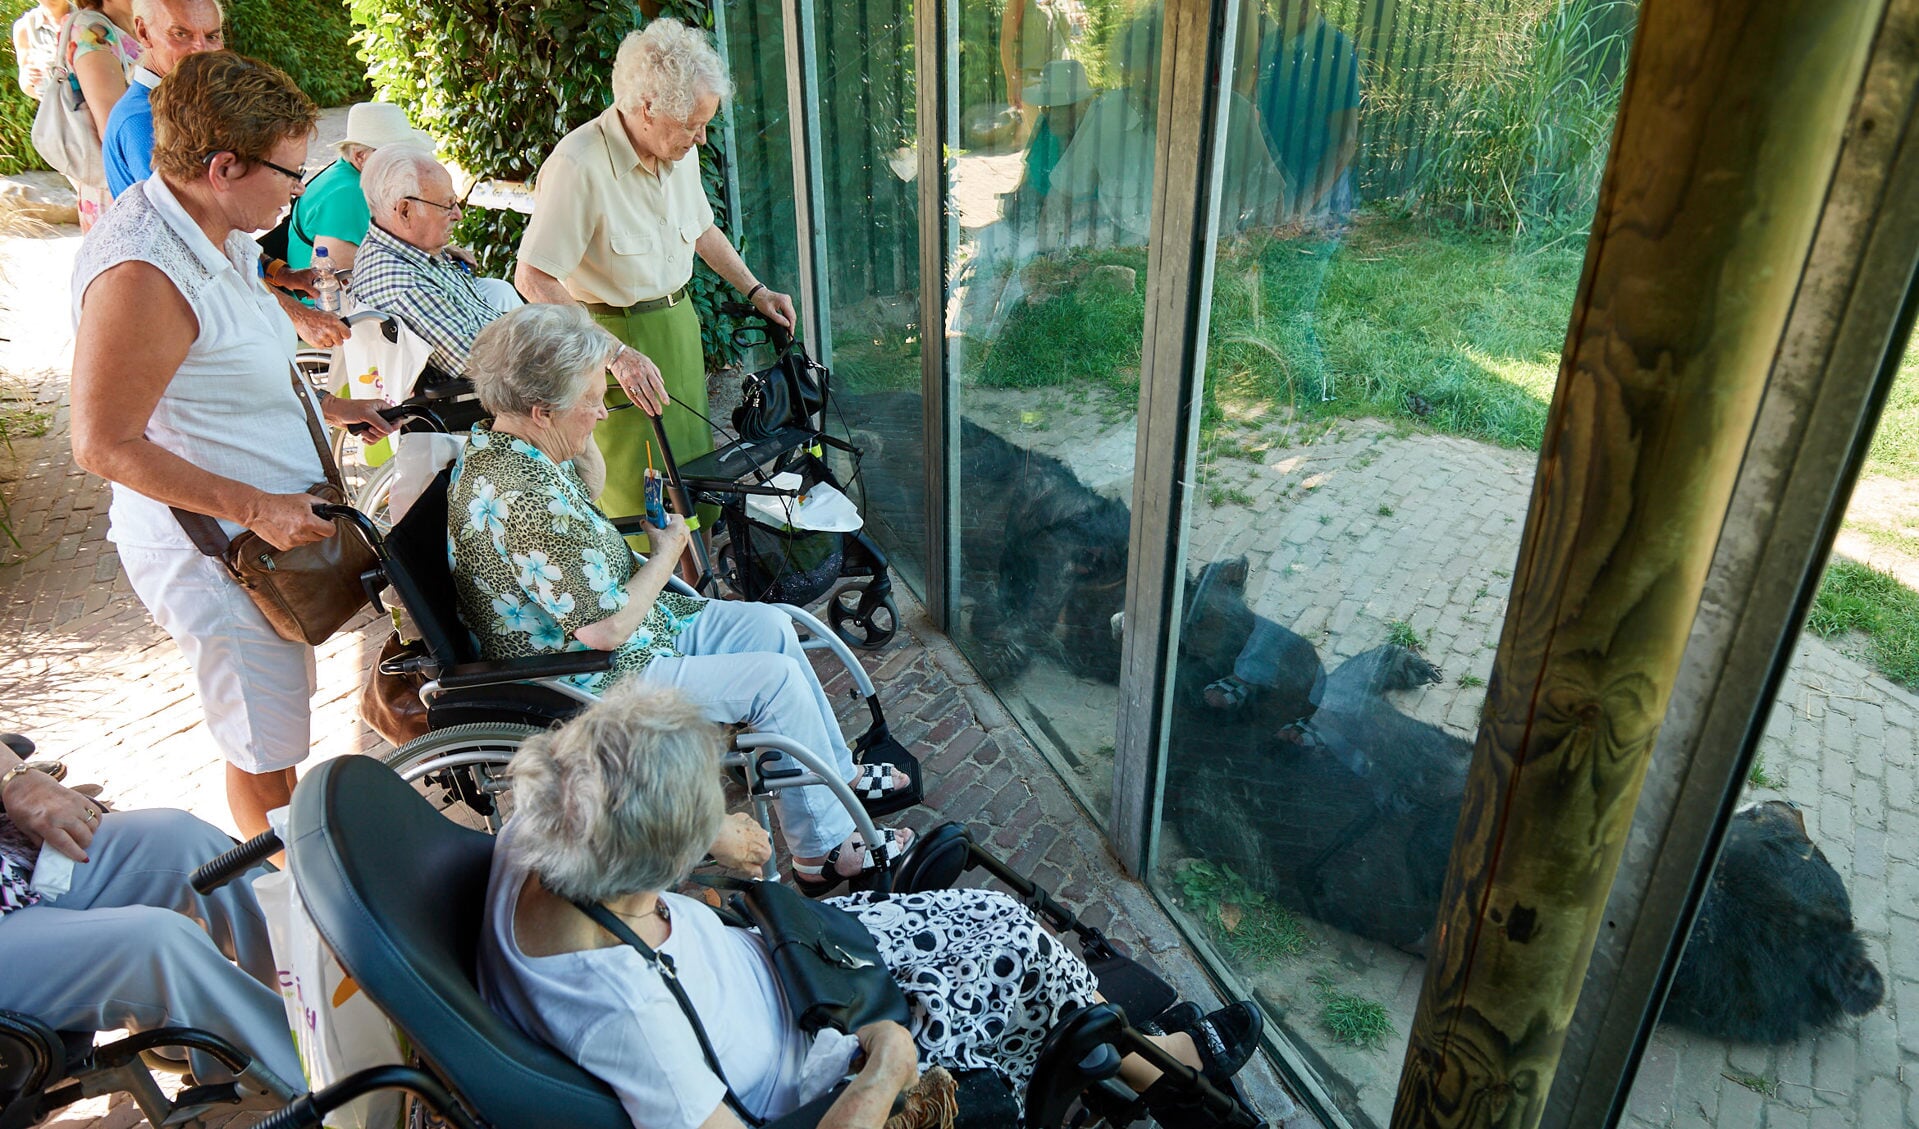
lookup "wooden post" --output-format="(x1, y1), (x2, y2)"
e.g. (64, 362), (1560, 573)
(1389, 0), (1885, 1125)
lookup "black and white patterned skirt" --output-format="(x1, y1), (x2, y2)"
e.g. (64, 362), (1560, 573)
(833, 888), (1100, 1089)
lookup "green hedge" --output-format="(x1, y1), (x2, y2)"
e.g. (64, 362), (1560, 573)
(350, 0), (745, 370)
(0, 0), (367, 175)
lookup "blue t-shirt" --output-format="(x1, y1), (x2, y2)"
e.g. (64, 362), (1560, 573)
(103, 71), (158, 198)
(1255, 15), (1361, 186)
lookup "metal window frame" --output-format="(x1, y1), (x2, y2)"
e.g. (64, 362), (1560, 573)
(781, 0), (834, 366)
(1545, 0), (1919, 1122)
(1108, 0), (1242, 871)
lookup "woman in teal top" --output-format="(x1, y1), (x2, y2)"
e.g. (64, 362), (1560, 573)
(446, 303), (913, 894)
(287, 102), (434, 272)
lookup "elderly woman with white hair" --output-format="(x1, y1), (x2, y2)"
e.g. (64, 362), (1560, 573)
(479, 683), (1261, 1129)
(515, 18), (795, 540)
(449, 303), (912, 893)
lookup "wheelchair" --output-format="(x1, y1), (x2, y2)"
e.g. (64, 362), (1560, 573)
(328, 463), (924, 876)
(190, 755), (1265, 1129)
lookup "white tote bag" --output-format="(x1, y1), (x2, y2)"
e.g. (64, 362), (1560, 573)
(252, 810), (406, 1129)
(30, 19), (105, 188)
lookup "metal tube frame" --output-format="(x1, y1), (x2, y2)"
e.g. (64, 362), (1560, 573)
(780, 0), (834, 366)
(916, 0), (958, 629)
(1108, 0), (1241, 873)
(1545, 1), (1919, 1122)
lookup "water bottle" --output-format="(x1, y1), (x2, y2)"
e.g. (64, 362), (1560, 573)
(312, 245), (342, 313)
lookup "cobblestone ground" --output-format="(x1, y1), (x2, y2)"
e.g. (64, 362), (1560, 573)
(0, 227), (1309, 1128)
(956, 388), (1919, 1129)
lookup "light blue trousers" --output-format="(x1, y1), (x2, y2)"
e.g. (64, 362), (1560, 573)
(641, 601), (859, 857)
(0, 808), (301, 1087)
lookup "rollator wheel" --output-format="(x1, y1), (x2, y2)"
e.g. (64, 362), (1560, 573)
(828, 588), (898, 649)
(382, 722), (539, 834)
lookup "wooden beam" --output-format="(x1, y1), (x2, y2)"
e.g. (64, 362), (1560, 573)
(1389, 0), (1887, 1124)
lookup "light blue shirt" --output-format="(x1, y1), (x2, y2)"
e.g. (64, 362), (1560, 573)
(104, 65), (160, 198)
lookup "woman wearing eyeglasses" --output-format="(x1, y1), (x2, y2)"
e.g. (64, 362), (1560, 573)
(67, 51), (396, 843)
(515, 18), (796, 545)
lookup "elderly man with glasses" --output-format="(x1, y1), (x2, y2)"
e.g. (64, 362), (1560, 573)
(348, 144), (522, 379)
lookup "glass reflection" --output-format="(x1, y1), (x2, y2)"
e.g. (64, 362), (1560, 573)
(1152, 0), (1636, 1122)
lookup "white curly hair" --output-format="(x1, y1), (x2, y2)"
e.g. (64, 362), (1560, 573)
(611, 19), (734, 120)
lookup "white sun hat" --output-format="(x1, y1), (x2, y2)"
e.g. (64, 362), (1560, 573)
(336, 102), (435, 155)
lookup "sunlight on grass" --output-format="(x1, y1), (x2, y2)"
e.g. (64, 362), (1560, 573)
(1861, 338), (1919, 481)
(1808, 558), (1919, 690)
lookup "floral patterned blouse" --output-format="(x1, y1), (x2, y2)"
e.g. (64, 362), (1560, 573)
(448, 425), (706, 692)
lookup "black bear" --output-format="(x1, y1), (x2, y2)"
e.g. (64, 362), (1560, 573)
(1661, 800), (1886, 1042)
(1169, 640), (1887, 1043)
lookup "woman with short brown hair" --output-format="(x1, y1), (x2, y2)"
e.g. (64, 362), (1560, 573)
(68, 50), (395, 842)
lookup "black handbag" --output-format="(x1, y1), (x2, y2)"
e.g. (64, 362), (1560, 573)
(725, 878), (909, 1035)
(577, 888), (906, 1127)
(732, 348), (827, 442)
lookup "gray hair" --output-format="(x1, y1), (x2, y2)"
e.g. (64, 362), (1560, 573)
(611, 19), (734, 119)
(360, 143), (438, 219)
(132, 0), (223, 24)
(506, 682), (727, 902)
(467, 304), (615, 418)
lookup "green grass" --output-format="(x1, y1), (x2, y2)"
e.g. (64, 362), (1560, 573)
(1175, 859), (1311, 963)
(1807, 558), (1919, 690)
(1747, 752), (1780, 790)
(1723, 1071), (1780, 1098)
(973, 212), (1579, 451)
(1458, 673), (1486, 688)
(1861, 340), (1919, 481)
(1313, 980), (1395, 1050)
(1386, 620), (1426, 650)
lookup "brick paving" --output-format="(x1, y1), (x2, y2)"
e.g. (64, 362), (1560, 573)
(0, 226), (1310, 1128)
(959, 388), (1919, 1129)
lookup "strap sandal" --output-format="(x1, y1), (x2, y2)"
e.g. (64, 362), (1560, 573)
(1203, 676), (1256, 711)
(1137, 1000), (1199, 1038)
(791, 826), (914, 898)
(852, 763), (912, 804)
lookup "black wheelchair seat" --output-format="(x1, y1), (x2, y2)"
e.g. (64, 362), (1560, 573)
(288, 756), (635, 1129)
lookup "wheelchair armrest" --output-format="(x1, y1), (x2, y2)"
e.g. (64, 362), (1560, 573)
(436, 651), (614, 690)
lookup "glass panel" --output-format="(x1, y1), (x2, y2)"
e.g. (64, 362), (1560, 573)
(1620, 336), (1919, 1129)
(812, 0), (929, 595)
(1151, 0), (1636, 1123)
(943, 0), (1162, 823)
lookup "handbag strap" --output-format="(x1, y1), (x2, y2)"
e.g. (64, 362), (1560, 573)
(575, 900), (766, 1128)
(171, 363), (343, 558)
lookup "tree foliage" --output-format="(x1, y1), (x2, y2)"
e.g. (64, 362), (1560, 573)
(0, 0), (367, 175)
(349, 0), (745, 368)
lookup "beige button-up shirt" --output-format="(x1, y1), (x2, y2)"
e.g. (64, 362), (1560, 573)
(518, 106), (717, 308)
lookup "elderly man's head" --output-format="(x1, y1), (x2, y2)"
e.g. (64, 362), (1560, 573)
(132, 0), (223, 78)
(507, 682), (726, 902)
(611, 19), (733, 164)
(361, 144), (462, 255)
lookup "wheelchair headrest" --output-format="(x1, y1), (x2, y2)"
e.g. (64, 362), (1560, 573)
(384, 466), (476, 669)
(287, 756), (630, 1129)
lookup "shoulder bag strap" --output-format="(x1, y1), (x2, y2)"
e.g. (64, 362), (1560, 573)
(171, 364), (342, 559)
(575, 900), (765, 1128)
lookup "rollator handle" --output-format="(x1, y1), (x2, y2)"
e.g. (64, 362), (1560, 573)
(346, 402), (444, 437)
(191, 829), (281, 894)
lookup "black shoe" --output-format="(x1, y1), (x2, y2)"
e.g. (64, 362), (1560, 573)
(1138, 1001), (1200, 1038)
(1168, 1001), (1263, 1086)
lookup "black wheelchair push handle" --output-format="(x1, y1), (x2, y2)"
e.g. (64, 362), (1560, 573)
(721, 299), (795, 353)
(258, 1066), (482, 1129)
(191, 829), (282, 894)
(345, 402), (447, 437)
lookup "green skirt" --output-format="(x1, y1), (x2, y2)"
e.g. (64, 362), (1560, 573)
(589, 298), (720, 539)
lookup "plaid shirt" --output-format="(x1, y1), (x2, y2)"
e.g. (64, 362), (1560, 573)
(349, 223), (499, 377)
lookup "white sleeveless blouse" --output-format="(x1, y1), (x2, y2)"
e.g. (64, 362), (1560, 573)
(71, 178), (326, 550)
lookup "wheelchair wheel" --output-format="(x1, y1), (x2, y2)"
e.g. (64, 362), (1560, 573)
(329, 425), (379, 512)
(382, 722), (538, 834)
(828, 587), (898, 649)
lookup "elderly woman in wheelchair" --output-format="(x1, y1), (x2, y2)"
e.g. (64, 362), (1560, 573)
(477, 684), (1262, 1129)
(447, 303), (913, 894)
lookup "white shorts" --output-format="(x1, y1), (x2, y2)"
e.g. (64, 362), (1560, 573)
(118, 544), (316, 774)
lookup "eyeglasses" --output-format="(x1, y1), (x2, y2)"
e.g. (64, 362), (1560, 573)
(405, 195), (461, 214)
(202, 151), (305, 184)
